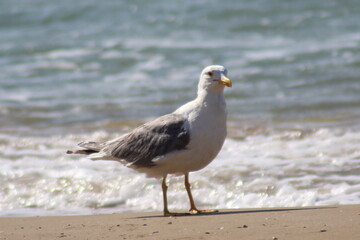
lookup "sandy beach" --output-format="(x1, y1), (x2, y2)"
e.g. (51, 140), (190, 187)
(0, 204), (359, 240)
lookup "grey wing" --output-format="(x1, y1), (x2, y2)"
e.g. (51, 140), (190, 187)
(103, 114), (190, 168)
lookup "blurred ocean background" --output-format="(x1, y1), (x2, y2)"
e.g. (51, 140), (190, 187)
(1, 0), (360, 216)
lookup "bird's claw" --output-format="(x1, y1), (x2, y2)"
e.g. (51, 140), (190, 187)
(189, 209), (218, 214)
(163, 209), (218, 216)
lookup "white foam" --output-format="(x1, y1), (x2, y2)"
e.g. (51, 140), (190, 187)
(45, 49), (95, 59)
(0, 128), (359, 216)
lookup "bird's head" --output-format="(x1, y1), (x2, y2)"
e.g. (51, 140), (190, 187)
(198, 65), (232, 94)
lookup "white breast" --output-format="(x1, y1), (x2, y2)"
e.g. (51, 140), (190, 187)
(140, 93), (227, 178)
(184, 95), (227, 171)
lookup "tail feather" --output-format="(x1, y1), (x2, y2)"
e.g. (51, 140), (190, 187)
(78, 141), (104, 151)
(66, 149), (99, 155)
(67, 141), (105, 155)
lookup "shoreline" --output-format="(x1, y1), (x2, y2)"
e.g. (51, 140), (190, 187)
(0, 204), (359, 240)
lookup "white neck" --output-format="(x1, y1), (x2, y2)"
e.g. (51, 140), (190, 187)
(195, 88), (226, 114)
(197, 87), (225, 101)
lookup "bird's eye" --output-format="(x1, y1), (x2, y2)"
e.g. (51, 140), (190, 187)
(207, 72), (213, 76)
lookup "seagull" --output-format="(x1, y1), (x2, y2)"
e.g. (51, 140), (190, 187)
(67, 65), (232, 216)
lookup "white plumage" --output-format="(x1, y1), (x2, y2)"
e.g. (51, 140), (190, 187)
(67, 65), (232, 215)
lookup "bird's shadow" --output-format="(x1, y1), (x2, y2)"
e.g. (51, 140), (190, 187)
(133, 206), (336, 219)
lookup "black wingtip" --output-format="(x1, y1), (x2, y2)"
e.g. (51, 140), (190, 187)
(66, 149), (99, 155)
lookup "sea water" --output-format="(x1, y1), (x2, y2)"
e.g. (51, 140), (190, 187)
(0, 0), (359, 216)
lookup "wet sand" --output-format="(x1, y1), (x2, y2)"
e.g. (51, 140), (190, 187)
(0, 205), (359, 240)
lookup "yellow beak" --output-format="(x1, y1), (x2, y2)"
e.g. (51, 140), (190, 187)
(220, 75), (232, 87)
